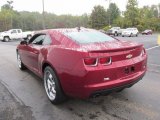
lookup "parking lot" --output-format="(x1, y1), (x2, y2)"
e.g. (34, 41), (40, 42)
(0, 34), (160, 120)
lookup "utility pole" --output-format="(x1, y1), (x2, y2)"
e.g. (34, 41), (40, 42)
(42, 0), (45, 29)
(7, 0), (13, 29)
(108, 0), (111, 27)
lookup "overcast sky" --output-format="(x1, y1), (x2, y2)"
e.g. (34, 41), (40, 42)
(0, 0), (160, 15)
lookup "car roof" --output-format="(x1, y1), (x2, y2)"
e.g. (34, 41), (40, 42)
(35, 28), (96, 34)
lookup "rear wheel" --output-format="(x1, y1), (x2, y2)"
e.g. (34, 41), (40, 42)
(44, 66), (66, 104)
(27, 35), (32, 40)
(17, 52), (26, 70)
(129, 33), (133, 37)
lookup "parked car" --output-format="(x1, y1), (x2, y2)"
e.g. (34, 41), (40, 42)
(16, 28), (147, 104)
(122, 28), (139, 37)
(99, 29), (106, 34)
(106, 27), (122, 36)
(142, 29), (152, 35)
(0, 29), (34, 42)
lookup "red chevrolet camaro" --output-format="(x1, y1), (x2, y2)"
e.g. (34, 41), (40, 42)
(16, 28), (147, 104)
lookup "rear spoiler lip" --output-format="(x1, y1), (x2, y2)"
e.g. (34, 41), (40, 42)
(88, 44), (143, 53)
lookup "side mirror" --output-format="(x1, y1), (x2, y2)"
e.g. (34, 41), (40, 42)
(20, 40), (28, 45)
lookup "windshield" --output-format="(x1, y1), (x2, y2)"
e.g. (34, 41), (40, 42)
(111, 27), (119, 30)
(126, 28), (133, 31)
(64, 31), (115, 44)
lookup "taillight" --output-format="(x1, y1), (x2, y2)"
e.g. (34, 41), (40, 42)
(84, 58), (97, 66)
(99, 57), (112, 65)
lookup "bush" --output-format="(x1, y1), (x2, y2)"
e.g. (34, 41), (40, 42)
(137, 24), (143, 31)
(103, 26), (111, 31)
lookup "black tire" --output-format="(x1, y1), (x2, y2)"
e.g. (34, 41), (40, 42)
(114, 32), (118, 36)
(44, 66), (66, 104)
(4, 36), (10, 42)
(17, 52), (26, 70)
(27, 35), (32, 40)
(129, 33), (132, 37)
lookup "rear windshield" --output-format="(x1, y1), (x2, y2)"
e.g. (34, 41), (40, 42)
(64, 31), (115, 44)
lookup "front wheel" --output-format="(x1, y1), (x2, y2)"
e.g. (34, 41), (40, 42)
(129, 33), (133, 37)
(114, 32), (118, 36)
(17, 52), (26, 70)
(3, 36), (10, 42)
(44, 66), (66, 104)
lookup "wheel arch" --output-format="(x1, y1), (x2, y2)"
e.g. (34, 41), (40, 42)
(3, 36), (10, 40)
(42, 61), (66, 95)
(42, 61), (59, 80)
(42, 62), (53, 73)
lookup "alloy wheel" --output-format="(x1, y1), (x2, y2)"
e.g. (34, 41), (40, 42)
(44, 70), (56, 101)
(17, 54), (22, 68)
(4, 37), (9, 42)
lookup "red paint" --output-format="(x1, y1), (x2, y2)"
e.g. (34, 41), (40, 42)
(17, 28), (147, 98)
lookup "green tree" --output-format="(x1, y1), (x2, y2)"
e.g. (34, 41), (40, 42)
(124, 0), (139, 26)
(107, 3), (120, 25)
(90, 5), (107, 29)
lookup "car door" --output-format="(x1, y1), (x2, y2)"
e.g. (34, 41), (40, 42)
(28, 34), (46, 73)
(17, 29), (23, 39)
(10, 30), (18, 39)
(21, 34), (46, 73)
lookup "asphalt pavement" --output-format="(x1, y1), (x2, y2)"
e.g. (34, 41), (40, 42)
(0, 34), (160, 120)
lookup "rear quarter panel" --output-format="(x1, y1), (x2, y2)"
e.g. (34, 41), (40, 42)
(43, 46), (89, 94)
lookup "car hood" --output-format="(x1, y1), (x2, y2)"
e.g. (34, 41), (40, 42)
(1, 31), (10, 35)
(77, 40), (142, 52)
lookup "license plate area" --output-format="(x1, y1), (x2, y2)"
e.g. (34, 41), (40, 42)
(117, 66), (136, 78)
(124, 66), (135, 74)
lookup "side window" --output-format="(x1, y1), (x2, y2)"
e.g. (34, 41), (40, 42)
(32, 35), (46, 45)
(11, 30), (17, 34)
(17, 30), (21, 33)
(43, 35), (52, 45)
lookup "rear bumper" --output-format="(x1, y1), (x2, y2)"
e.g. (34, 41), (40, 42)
(60, 55), (147, 99)
(89, 72), (145, 98)
(63, 68), (146, 99)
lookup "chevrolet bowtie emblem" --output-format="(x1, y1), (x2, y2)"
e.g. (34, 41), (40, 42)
(126, 54), (133, 59)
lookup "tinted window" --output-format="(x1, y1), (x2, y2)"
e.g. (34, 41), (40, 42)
(64, 31), (115, 44)
(17, 30), (21, 33)
(32, 35), (45, 45)
(11, 30), (17, 34)
(43, 35), (52, 45)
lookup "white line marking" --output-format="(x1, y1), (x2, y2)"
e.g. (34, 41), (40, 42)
(148, 69), (160, 73)
(148, 63), (160, 67)
(146, 45), (160, 51)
